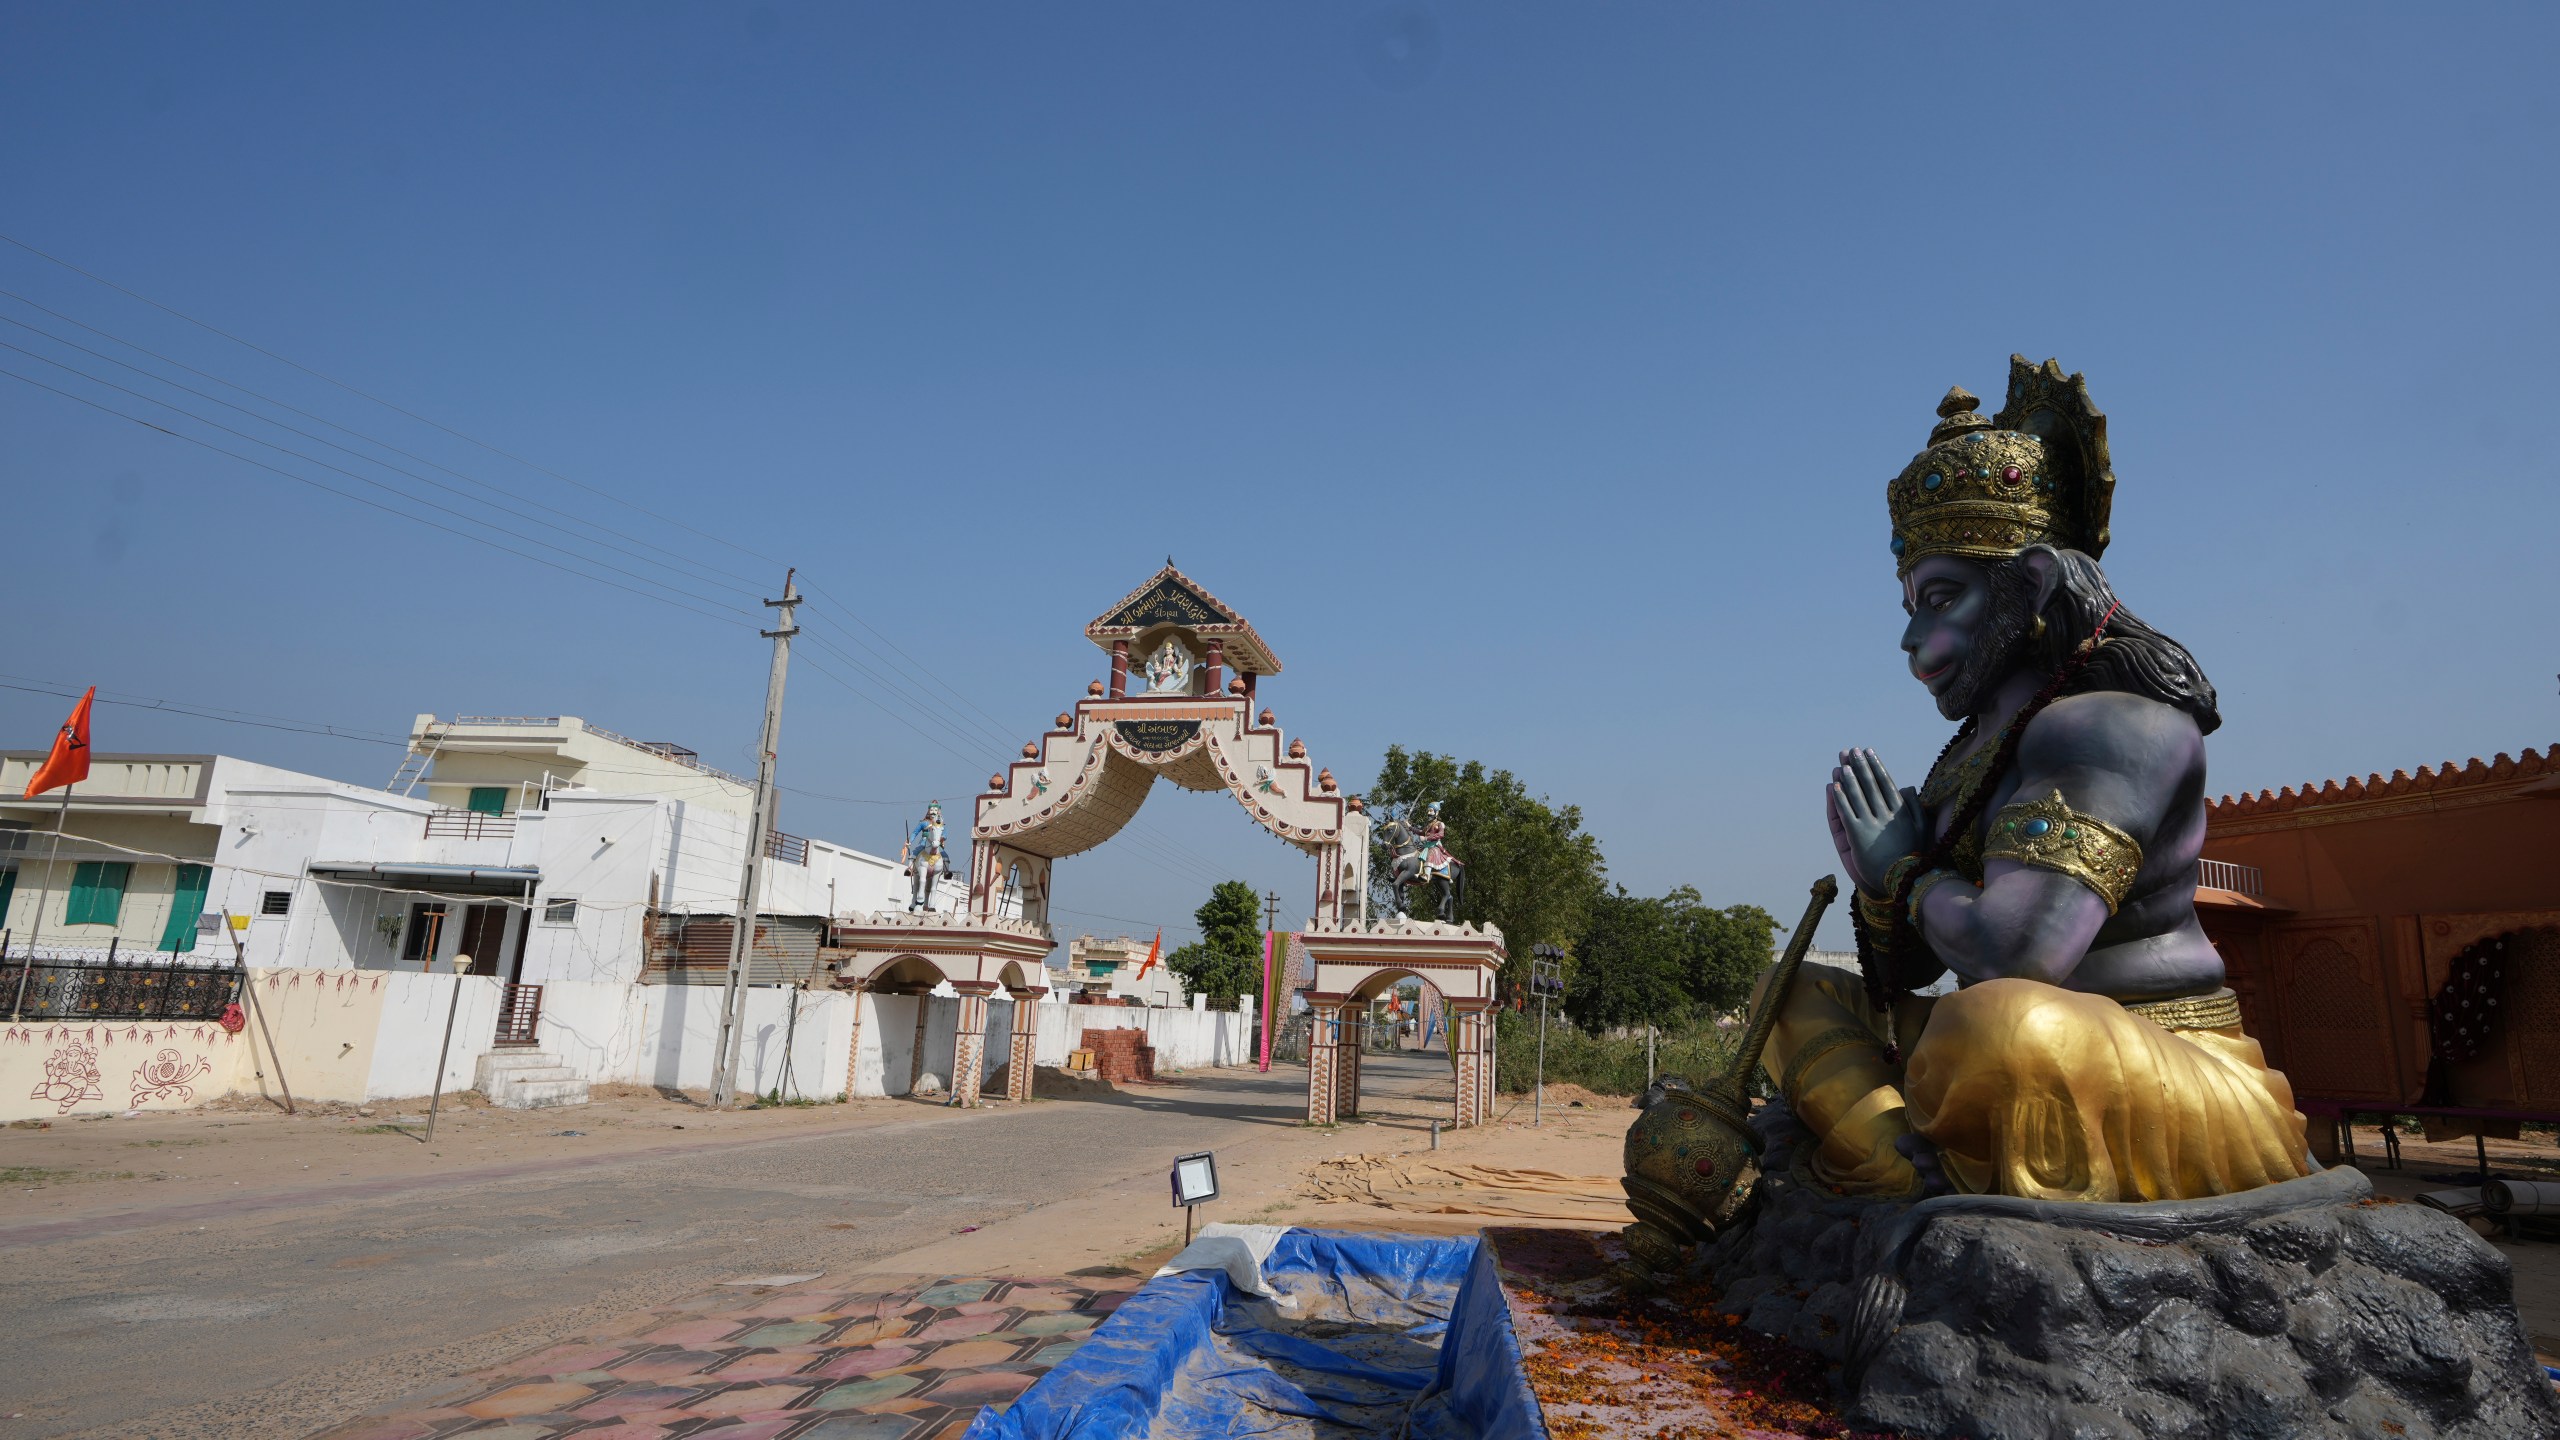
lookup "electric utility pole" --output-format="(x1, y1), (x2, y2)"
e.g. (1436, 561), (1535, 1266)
(710, 569), (799, 1109)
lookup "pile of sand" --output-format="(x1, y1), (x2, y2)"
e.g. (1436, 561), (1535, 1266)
(983, 1063), (1119, 1100)
(1300, 1154), (1629, 1224)
(1525, 1082), (1629, 1110)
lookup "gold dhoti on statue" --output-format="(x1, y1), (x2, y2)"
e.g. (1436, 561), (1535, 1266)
(1757, 963), (2310, 1202)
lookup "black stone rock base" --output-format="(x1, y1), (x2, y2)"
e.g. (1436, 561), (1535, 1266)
(1695, 1105), (2560, 1440)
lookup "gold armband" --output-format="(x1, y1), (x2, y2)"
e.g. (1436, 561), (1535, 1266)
(1982, 789), (2144, 913)
(1857, 855), (1925, 926)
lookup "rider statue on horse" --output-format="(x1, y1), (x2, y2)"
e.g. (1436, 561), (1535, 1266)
(1377, 802), (1465, 922)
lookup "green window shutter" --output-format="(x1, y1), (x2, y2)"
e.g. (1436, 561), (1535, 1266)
(467, 787), (507, 816)
(159, 863), (212, 954)
(67, 861), (132, 926)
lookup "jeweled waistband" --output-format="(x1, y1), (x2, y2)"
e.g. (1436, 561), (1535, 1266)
(2119, 987), (2243, 1032)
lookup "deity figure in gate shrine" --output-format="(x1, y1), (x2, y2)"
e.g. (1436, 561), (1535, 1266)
(1142, 635), (1195, 695)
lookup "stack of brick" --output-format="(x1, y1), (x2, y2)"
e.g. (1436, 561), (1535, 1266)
(1078, 1027), (1156, 1084)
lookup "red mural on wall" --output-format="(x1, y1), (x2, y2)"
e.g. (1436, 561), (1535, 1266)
(29, 1040), (104, 1114)
(129, 1048), (213, 1106)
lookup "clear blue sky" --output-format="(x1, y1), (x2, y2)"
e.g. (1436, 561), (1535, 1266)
(3, 5), (2553, 950)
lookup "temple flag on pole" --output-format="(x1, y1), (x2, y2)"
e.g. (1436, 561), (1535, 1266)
(24, 687), (94, 797)
(1136, 928), (1163, 977)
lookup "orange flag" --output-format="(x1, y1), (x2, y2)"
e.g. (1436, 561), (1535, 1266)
(1136, 928), (1163, 976)
(24, 687), (94, 798)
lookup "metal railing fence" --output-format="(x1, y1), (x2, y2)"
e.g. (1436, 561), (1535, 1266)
(0, 940), (245, 1023)
(424, 809), (515, 840)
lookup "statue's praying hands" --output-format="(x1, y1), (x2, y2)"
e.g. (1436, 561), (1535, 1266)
(1828, 746), (1922, 895)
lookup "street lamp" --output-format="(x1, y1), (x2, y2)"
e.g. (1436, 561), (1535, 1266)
(1529, 944), (1567, 1127)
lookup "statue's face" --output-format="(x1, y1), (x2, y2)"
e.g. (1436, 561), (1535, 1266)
(1900, 555), (2028, 721)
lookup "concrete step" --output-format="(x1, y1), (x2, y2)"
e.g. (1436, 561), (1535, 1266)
(490, 1077), (591, 1109)
(474, 1051), (563, 1086)
(490, 1065), (579, 1085)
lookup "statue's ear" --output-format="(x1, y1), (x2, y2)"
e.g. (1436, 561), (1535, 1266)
(2018, 545), (2063, 617)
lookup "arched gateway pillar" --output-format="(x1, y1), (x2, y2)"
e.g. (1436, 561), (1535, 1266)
(949, 981), (997, 1107)
(1300, 920), (1507, 1128)
(1305, 1000), (1343, 1125)
(1003, 986), (1045, 1102)
(1447, 1000), (1496, 1127)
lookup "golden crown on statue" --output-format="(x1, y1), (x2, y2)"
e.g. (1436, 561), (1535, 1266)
(1886, 355), (2115, 576)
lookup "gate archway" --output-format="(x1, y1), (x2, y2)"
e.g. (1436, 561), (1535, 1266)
(830, 566), (1504, 1115)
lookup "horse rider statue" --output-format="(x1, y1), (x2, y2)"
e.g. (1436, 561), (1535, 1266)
(1377, 802), (1465, 922)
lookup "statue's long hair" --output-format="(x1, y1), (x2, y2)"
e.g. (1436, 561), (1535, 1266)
(2007, 548), (2221, 735)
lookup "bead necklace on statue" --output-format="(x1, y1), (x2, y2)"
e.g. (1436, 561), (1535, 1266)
(1854, 601), (2120, 1062)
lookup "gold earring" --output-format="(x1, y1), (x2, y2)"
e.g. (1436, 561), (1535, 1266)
(2031, 615), (2048, 642)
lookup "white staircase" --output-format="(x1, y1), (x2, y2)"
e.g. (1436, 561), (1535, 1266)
(474, 1050), (590, 1110)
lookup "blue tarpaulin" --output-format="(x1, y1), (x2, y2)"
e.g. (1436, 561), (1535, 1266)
(967, 1228), (1546, 1439)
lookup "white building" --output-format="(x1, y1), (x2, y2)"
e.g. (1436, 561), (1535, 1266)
(1052, 934), (1188, 1007)
(0, 713), (955, 989)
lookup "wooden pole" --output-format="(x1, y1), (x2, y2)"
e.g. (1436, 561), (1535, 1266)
(221, 909), (295, 1115)
(21, 783), (75, 955)
(6, 931), (31, 1022)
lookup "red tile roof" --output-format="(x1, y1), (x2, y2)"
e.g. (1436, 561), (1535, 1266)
(2207, 745), (2555, 821)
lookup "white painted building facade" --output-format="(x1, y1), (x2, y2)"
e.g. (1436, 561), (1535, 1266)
(1, 714), (955, 988)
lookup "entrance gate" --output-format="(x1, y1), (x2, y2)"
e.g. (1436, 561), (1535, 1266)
(828, 566), (1505, 1119)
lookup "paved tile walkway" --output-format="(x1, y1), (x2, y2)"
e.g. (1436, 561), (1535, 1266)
(315, 1269), (1143, 1440)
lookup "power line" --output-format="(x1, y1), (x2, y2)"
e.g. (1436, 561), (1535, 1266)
(1, 238), (1314, 899)
(0, 345), (756, 617)
(0, 676), (956, 811)
(801, 587), (1027, 742)
(0, 366), (746, 627)
(0, 295), (771, 597)
(0, 313), (767, 603)
(0, 263), (1071, 790)
(0, 229), (787, 573)
(0, 247), (1038, 767)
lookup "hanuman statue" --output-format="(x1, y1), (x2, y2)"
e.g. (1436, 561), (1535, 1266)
(1770, 357), (2307, 1204)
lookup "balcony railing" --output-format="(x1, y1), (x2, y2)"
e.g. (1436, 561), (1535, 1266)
(581, 720), (755, 788)
(425, 809), (515, 840)
(764, 830), (808, 866)
(435, 715), (753, 788)
(2197, 858), (2264, 897)
(494, 981), (543, 1046)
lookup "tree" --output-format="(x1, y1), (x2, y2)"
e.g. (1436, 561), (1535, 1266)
(1564, 885), (1782, 1034)
(1166, 879), (1267, 1009)
(1677, 894), (1781, 1020)
(1366, 747), (1607, 997)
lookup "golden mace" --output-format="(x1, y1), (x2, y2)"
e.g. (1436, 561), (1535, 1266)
(1619, 874), (1840, 1281)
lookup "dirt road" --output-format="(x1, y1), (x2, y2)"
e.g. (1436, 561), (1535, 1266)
(0, 1054), (1530, 1438)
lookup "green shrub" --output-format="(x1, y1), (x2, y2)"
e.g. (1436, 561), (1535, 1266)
(1492, 1010), (1737, 1096)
